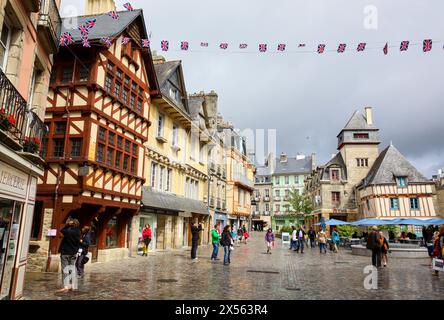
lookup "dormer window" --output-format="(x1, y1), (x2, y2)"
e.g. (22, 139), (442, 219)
(397, 177), (407, 188)
(354, 133), (369, 139)
(331, 169), (340, 181)
(169, 87), (180, 102)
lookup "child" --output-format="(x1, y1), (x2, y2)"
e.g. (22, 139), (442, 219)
(265, 228), (275, 254)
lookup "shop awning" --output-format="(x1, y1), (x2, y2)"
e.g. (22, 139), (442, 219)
(141, 187), (209, 215)
(350, 218), (444, 226)
(315, 219), (350, 226)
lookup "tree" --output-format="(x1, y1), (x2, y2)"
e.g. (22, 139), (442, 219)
(287, 189), (313, 224)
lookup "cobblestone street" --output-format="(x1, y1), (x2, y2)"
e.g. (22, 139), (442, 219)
(23, 232), (444, 300)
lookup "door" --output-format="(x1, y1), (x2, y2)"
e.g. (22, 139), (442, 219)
(156, 215), (166, 250)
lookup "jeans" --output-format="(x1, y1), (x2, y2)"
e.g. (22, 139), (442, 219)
(191, 240), (198, 259)
(372, 248), (382, 267)
(75, 254), (87, 277)
(319, 243), (327, 253)
(223, 246), (231, 264)
(61, 254), (77, 289)
(211, 243), (219, 259)
(310, 238), (316, 248)
(290, 239), (297, 250)
(296, 238), (305, 252)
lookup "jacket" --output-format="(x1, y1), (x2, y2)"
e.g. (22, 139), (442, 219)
(142, 228), (152, 239)
(265, 232), (275, 242)
(211, 229), (221, 244)
(317, 231), (327, 244)
(79, 232), (91, 254)
(292, 230), (297, 241)
(220, 231), (232, 246)
(366, 231), (381, 250)
(59, 226), (81, 256)
(297, 229), (306, 239)
(308, 230), (316, 239)
(191, 225), (202, 241)
(332, 231), (340, 244)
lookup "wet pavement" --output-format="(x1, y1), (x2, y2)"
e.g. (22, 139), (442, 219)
(23, 232), (444, 300)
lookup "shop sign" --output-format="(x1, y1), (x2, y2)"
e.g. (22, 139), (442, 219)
(0, 161), (28, 198)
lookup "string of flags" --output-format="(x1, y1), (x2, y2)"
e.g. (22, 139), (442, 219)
(58, 2), (441, 55)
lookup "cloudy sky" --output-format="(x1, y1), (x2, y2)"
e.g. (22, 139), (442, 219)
(61, 0), (444, 177)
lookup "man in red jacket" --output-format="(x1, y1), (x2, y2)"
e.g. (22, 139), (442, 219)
(142, 224), (152, 256)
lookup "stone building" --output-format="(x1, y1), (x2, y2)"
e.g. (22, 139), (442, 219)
(434, 169), (444, 217)
(356, 144), (438, 220)
(252, 154), (274, 230)
(0, 0), (60, 299)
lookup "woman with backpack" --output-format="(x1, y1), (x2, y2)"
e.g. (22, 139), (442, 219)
(432, 226), (444, 277)
(76, 226), (91, 278)
(220, 225), (233, 266)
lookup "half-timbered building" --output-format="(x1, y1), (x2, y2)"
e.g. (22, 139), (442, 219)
(31, 8), (159, 270)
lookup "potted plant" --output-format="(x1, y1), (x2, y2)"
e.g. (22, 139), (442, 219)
(23, 136), (41, 154)
(0, 108), (16, 131)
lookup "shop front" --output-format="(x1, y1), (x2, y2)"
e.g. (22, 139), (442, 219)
(0, 156), (42, 300)
(214, 212), (227, 231)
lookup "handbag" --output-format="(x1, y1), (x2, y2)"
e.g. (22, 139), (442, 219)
(81, 255), (90, 264)
(229, 245), (234, 251)
(432, 258), (444, 272)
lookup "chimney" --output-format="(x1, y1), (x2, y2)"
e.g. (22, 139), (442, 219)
(85, 0), (116, 15)
(311, 153), (316, 170)
(364, 107), (373, 126)
(296, 153), (306, 160)
(152, 51), (166, 64)
(280, 152), (288, 163)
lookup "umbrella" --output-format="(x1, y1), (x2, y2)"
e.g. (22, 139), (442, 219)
(394, 218), (437, 226)
(324, 219), (350, 226)
(351, 218), (396, 226)
(320, 217), (326, 230)
(423, 218), (444, 225)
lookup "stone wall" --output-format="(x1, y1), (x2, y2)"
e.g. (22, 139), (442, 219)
(26, 209), (54, 272)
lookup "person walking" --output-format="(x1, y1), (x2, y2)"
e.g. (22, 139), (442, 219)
(290, 226), (297, 250)
(221, 225), (233, 266)
(331, 227), (340, 253)
(308, 227), (316, 248)
(295, 226), (306, 253)
(366, 226), (382, 267)
(317, 228), (327, 254)
(237, 226), (244, 245)
(141, 224), (152, 256)
(211, 224), (221, 261)
(265, 228), (275, 254)
(243, 226), (250, 244)
(379, 231), (389, 267)
(432, 225), (444, 277)
(191, 221), (203, 260)
(75, 226), (91, 278)
(57, 218), (81, 293)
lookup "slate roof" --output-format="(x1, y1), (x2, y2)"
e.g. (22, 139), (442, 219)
(154, 61), (181, 87)
(256, 166), (271, 176)
(274, 156), (313, 175)
(142, 187), (209, 215)
(61, 10), (144, 42)
(361, 144), (429, 187)
(342, 110), (375, 131)
(321, 152), (348, 180)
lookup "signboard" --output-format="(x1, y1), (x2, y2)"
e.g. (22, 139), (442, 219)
(47, 229), (57, 237)
(281, 232), (291, 245)
(0, 161), (28, 198)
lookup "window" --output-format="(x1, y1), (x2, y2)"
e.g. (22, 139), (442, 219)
(55, 122), (66, 135)
(166, 169), (172, 192)
(366, 199), (370, 211)
(136, 100), (143, 113)
(0, 22), (11, 71)
(285, 189), (290, 197)
(117, 136), (123, 149)
(106, 148), (114, 166)
(123, 88), (129, 102)
(157, 114), (164, 137)
(130, 94), (136, 110)
(131, 158), (136, 174)
(107, 62), (115, 72)
(332, 192), (340, 203)
(265, 204), (270, 211)
(357, 158), (369, 167)
(390, 198), (399, 210)
(159, 166), (165, 190)
(354, 133), (369, 139)
(114, 81), (121, 97)
(238, 190), (242, 205)
(78, 65), (90, 82)
(132, 144), (137, 155)
(124, 76), (130, 86)
(172, 124), (178, 147)
(96, 144), (105, 162)
(50, 69), (57, 84)
(397, 177), (407, 188)
(61, 66), (73, 83)
(132, 82), (137, 91)
(70, 139), (82, 157)
(98, 127), (107, 142)
(115, 151), (122, 168)
(109, 132), (115, 146)
(410, 198), (419, 210)
(331, 169), (340, 181)
(123, 156), (129, 171)
(105, 75), (113, 92)
(265, 189), (270, 197)
(275, 177), (280, 185)
(53, 139), (64, 157)
(124, 140), (130, 153)
(150, 162), (157, 188)
(275, 190), (280, 197)
(285, 176), (289, 184)
(105, 216), (118, 248)
(244, 191), (247, 207)
(41, 138), (48, 159)
(116, 69), (123, 79)
(276, 204), (280, 212)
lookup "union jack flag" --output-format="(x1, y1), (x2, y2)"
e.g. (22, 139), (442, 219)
(141, 39), (150, 48)
(298, 43), (306, 47)
(123, 2), (134, 11)
(383, 43), (388, 55)
(78, 24), (89, 35)
(317, 44), (325, 54)
(400, 41), (409, 51)
(423, 39), (432, 52)
(181, 41), (189, 50)
(239, 43), (248, 49)
(101, 37), (112, 47)
(357, 43), (366, 52)
(59, 34), (67, 47)
(63, 32), (74, 45)
(277, 44), (286, 51)
(259, 44), (267, 52)
(122, 37), (130, 45)
(220, 43), (228, 49)
(161, 40), (169, 51)
(108, 11), (120, 20)
(82, 36), (91, 48)
(337, 43), (346, 53)
(200, 42), (209, 47)
(85, 19), (96, 29)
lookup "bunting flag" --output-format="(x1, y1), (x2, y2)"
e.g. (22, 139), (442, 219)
(85, 19), (97, 29)
(59, 34), (67, 47)
(337, 43), (346, 53)
(277, 44), (286, 51)
(423, 39), (432, 52)
(239, 43), (248, 49)
(161, 40), (169, 51)
(400, 41), (409, 51)
(383, 43), (388, 55)
(82, 36), (91, 48)
(317, 44), (325, 54)
(141, 39), (150, 48)
(200, 42), (209, 47)
(298, 43), (306, 47)
(108, 11), (120, 20)
(357, 43), (366, 52)
(123, 2), (134, 11)
(64, 33), (74, 45)
(220, 43), (228, 49)
(101, 37), (113, 47)
(181, 41), (189, 50)
(78, 24), (89, 36)
(122, 37), (130, 45)
(259, 44), (267, 52)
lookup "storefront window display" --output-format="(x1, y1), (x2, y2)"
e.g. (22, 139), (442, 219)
(105, 216), (118, 248)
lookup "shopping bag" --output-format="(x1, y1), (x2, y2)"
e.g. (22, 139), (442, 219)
(432, 258), (444, 272)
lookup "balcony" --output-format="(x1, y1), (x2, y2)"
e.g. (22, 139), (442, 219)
(263, 211), (271, 216)
(37, 0), (61, 54)
(263, 196), (270, 202)
(254, 196), (261, 202)
(274, 196), (281, 201)
(209, 162), (216, 172)
(0, 69), (47, 164)
(233, 173), (255, 190)
(216, 165), (222, 176)
(284, 196), (290, 201)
